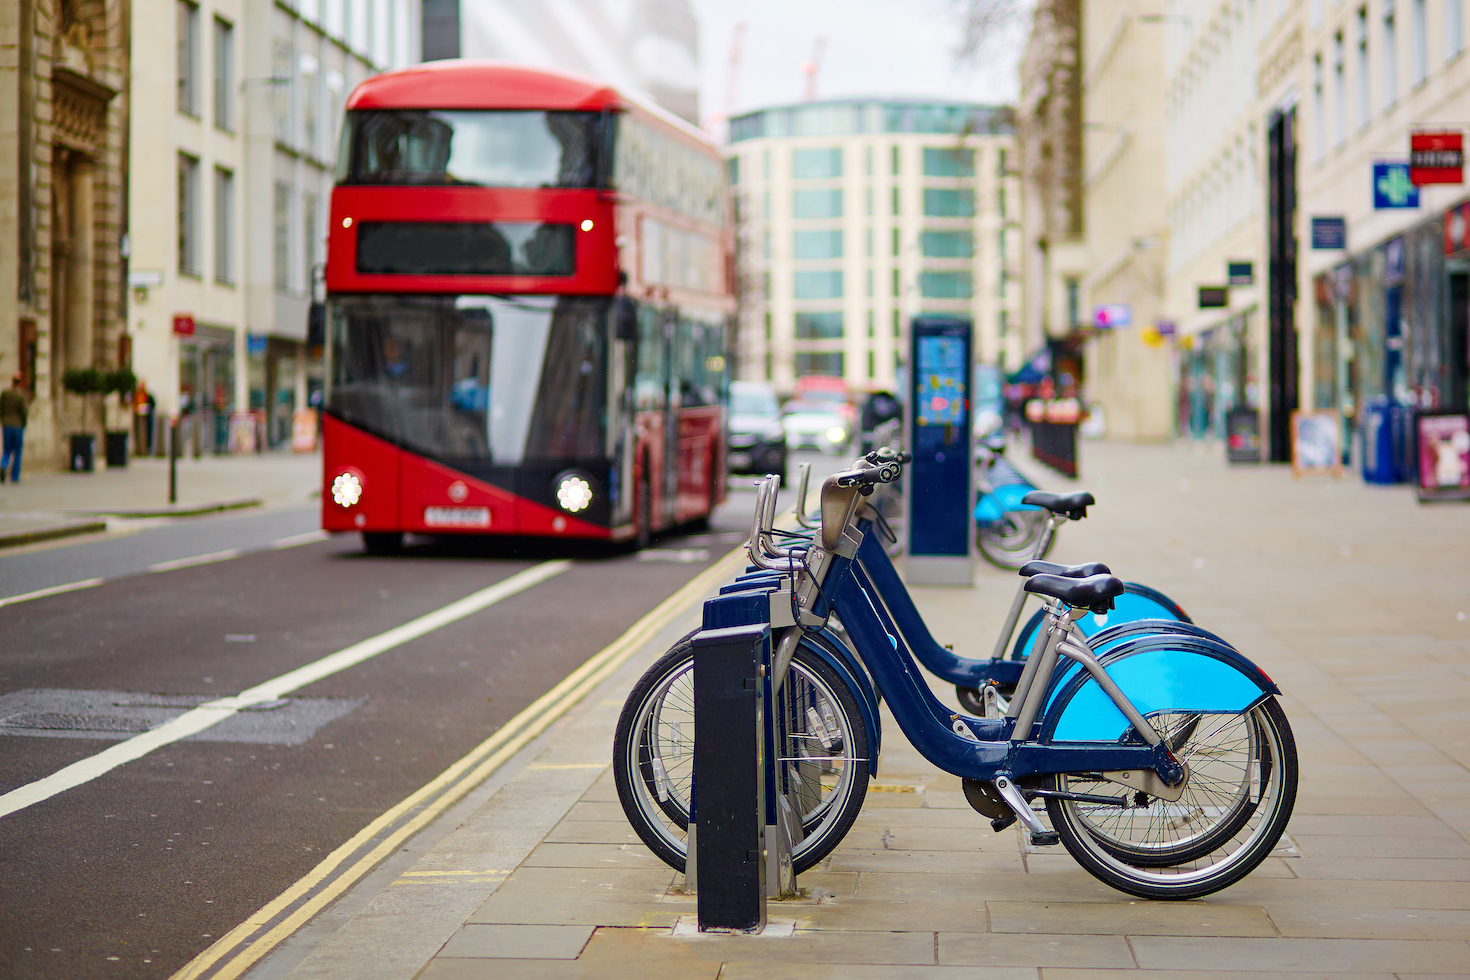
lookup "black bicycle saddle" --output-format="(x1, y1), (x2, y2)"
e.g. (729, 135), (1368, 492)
(1023, 572), (1124, 613)
(1018, 560), (1111, 579)
(1022, 490), (1095, 520)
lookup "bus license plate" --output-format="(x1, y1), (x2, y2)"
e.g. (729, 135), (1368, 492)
(424, 506), (491, 528)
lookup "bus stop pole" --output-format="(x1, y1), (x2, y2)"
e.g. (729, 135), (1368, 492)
(169, 416), (179, 505)
(691, 623), (768, 933)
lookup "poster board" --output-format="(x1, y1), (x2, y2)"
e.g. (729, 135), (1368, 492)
(1225, 407), (1261, 463)
(1290, 410), (1343, 477)
(1416, 411), (1470, 501)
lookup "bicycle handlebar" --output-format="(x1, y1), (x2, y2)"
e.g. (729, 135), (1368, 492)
(832, 449), (909, 489)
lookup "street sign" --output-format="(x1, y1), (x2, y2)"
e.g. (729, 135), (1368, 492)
(1198, 286), (1229, 308)
(247, 334), (267, 355)
(1092, 303), (1132, 328)
(1374, 162), (1421, 208)
(1410, 131), (1464, 184)
(1311, 216), (1347, 249)
(172, 314), (195, 336)
(1227, 261), (1254, 285)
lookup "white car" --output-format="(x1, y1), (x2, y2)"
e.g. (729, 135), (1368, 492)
(782, 399), (851, 455)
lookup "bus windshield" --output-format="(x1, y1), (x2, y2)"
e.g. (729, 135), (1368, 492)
(337, 110), (606, 188)
(327, 295), (610, 463)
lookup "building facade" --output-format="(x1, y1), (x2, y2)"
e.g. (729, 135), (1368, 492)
(725, 99), (1021, 397)
(127, 0), (419, 455)
(2, 0), (128, 470)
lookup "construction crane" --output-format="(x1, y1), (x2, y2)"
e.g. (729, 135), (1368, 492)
(801, 36), (826, 102)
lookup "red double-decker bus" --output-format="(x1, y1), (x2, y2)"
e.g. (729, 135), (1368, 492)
(320, 62), (733, 552)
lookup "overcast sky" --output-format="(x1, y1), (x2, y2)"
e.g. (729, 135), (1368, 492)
(687, 0), (1029, 123)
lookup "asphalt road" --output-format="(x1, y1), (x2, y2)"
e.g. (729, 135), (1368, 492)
(0, 453), (845, 980)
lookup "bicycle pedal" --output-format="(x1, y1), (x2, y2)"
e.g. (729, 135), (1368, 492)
(989, 813), (1016, 833)
(1029, 831), (1061, 846)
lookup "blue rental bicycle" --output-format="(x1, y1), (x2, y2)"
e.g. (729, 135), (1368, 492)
(974, 439), (1054, 568)
(615, 454), (1297, 899)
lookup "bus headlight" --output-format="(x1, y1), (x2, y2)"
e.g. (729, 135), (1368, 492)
(826, 426), (847, 444)
(331, 471), (363, 508)
(554, 471), (595, 513)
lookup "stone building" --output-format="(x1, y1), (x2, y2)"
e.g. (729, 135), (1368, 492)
(1, 0), (129, 470)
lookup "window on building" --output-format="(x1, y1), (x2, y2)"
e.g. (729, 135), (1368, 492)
(1065, 277), (1080, 327)
(273, 39), (293, 143)
(274, 181), (291, 291)
(892, 228), (900, 256)
(922, 147), (975, 176)
(891, 268), (901, 297)
(998, 186), (1007, 219)
(795, 352), (844, 378)
(793, 270), (843, 299)
(764, 352), (773, 380)
(213, 17), (233, 130)
(891, 187), (900, 215)
(867, 350), (876, 378)
(763, 149), (770, 179)
(866, 269), (874, 297)
(867, 310), (875, 337)
(727, 156), (739, 185)
(178, 153), (200, 274)
(763, 312), (772, 342)
(865, 187), (873, 216)
(997, 148), (1008, 175)
(300, 52), (320, 154)
(303, 192), (319, 295)
(893, 309), (901, 337)
(1412, 0), (1427, 83)
(923, 188), (975, 217)
(762, 271), (771, 300)
(891, 145), (900, 175)
(998, 309), (1009, 336)
(1333, 32), (1346, 145)
(1384, 1), (1399, 106)
(1313, 54), (1326, 158)
(794, 312), (844, 338)
(178, 1), (200, 116)
(919, 230), (974, 258)
(214, 167), (233, 283)
(763, 191), (771, 219)
(864, 145), (873, 176)
(762, 230), (771, 261)
(793, 188), (843, 218)
(1357, 9), (1370, 126)
(793, 229), (843, 259)
(792, 147), (842, 178)
(1449, 0), (1464, 59)
(865, 227), (873, 257)
(918, 271), (972, 298)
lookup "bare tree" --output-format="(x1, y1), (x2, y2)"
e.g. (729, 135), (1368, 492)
(947, 0), (1027, 64)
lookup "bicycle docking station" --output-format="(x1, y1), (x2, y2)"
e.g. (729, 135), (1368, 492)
(905, 317), (975, 587)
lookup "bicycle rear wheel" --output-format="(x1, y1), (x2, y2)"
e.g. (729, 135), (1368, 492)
(1046, 697), (1297, 900)
(976, 510), (1052, 569)
(613, 636), (870, 874)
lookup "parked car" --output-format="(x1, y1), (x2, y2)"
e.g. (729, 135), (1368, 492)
(782, 398), (852, 455)
(727, 381), (788, 482)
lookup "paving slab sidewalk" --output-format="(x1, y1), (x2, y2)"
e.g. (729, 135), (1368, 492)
(0, 451), (321, 548)
(246, 439), (1470, 980)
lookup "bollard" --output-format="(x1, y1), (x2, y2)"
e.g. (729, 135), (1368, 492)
(691, 623), (768, 933)
(169, 416), (179, 505)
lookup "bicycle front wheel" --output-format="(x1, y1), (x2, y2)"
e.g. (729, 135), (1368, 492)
(613, 636), (870, 874)
(1046, 697), (1297, 900)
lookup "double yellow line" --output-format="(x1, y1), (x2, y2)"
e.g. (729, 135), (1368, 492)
(171, 543), (748, 980)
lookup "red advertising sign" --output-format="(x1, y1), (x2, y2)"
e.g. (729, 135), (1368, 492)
(1410, 131), (1464, 185)
(172, 314), (196, 336)
(1417, 412), (1470, 500)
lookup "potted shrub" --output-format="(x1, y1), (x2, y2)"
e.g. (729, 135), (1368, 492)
(60, 366), (107, 471)
(104, 368), (137, 467)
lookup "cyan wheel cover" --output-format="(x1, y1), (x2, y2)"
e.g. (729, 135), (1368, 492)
(1012, 586), (1185, 659)
(1049, 647), (1268, 742)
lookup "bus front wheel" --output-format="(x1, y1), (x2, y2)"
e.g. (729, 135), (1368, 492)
(361, 531), (403, 555)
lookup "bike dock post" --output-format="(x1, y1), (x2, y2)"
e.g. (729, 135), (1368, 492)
(689, 623), (769, 933)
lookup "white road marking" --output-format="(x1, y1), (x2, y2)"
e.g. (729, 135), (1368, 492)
(0, 559), (572, 820)
(0, 578), (105, 608)
(270, 530), (331, 549)
(148, 549), (242, 572)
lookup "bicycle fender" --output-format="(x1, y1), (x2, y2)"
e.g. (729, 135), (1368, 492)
(973, 483), (1039, 525)
(797, 630), (882, 774)
(1038, 636), (1280, 743)
(1009, 582), (1190, 659)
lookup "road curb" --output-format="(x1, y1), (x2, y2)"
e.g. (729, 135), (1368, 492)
(0, 520), (110, 550)
(75, 497), (263, 519)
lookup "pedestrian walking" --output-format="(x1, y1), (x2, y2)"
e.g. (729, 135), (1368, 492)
(1, 372), (29, 483)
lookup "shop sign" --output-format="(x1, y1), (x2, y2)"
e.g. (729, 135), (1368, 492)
(1416, 411), (1470, 500)
(172, 314), (195, 336)
(1311, 216), (1347, 249)
(1092, 304), (1132, 328)
(1198, 286), (1229, 308)
(1444, 202), (1470, 254)
(1225, 407), (1261, 464)
(1409, 131), (1464, 185)
(1373, 162), (1421, 208)
(1227, 262), (1254, 285)
(246, 334), (268, 355)
(1156, 319), (1177, 336)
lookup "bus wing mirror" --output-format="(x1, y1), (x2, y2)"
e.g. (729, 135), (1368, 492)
(613, 297), (638, 340)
